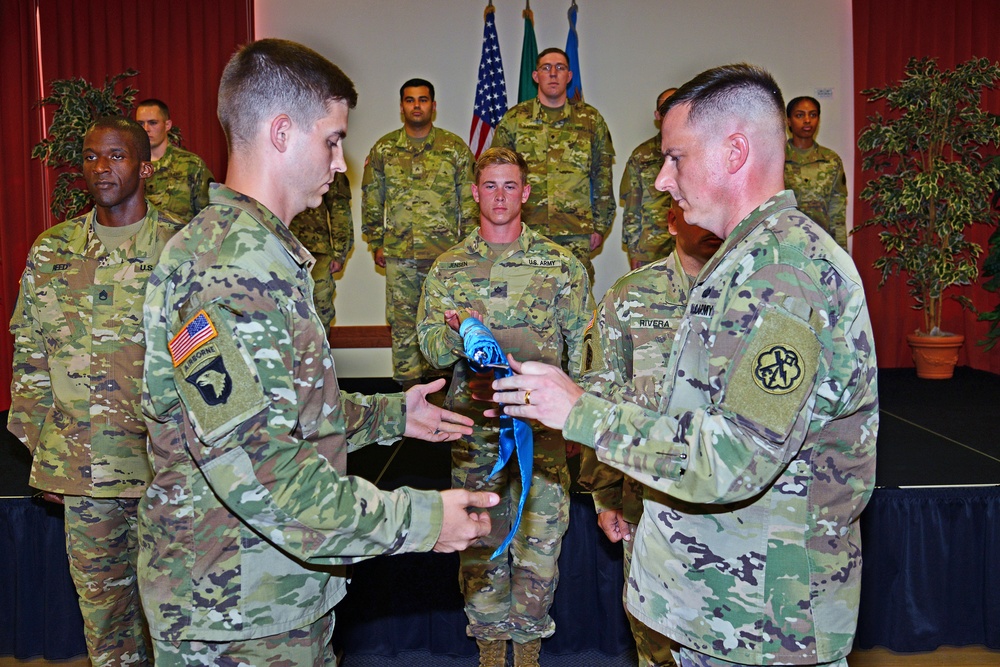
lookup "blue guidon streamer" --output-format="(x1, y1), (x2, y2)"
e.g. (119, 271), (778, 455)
(458, 316), (533, 561)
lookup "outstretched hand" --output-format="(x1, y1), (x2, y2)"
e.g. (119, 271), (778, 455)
(433, 489), (499, 552)
(488, 355), (584, 431)
(404, 378), (473, 441)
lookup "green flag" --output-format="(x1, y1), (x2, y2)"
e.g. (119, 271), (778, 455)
(518, 5), (538, 103)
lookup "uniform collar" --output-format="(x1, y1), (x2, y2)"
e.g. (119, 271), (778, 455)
(695, 190), (798, 281)
(208, 183), (314, 268)
(393, 125), (437, 152)
(530, 97), (575, 122)
(465, 222), (533, 259)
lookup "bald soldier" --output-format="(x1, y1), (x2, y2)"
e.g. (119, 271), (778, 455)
(491, 63), (878, 667)
(10, 116), (185, 667)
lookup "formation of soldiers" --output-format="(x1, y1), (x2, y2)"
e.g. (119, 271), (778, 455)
(9, 37), (868, 667)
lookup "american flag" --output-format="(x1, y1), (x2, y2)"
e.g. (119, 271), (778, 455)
(469, 5), (508, 159)
(169, 310), (218, 366)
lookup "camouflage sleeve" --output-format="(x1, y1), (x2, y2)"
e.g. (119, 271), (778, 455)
(619, 157), (643, 262)
(591, 116), (616, 238)
(192, 161), (214, 218)
(329, 172), (354, 263)
(491, 113), (515, 150)
(144, 284), (442, 563)
(416, 263), (464, 370)
(7, 266), (49, 452)
(579, 447), (625, 513)
(557, 255), (594, 381)
(340, 390), (406, 453)
(361, 146), (386, 252)
(829, 153), (848, 250)
(565, 264), (830, 506)
(457, 145), (479, 240)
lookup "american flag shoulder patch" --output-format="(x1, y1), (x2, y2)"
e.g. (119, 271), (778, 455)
(169, 310), (218, 367)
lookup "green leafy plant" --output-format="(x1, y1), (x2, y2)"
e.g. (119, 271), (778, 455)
(857, 56), (1000, 336)
(978, 174), (1000, 349)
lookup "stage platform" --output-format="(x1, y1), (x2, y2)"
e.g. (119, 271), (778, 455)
(1, 367), (998, 660)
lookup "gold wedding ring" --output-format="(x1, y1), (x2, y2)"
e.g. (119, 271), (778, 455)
(524, 389), (532, 406)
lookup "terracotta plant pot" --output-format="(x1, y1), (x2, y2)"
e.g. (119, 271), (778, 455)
(905, 332), (964, 379)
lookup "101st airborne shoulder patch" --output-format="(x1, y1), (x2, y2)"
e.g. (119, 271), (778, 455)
(723, 304), (820, 440)
(173, 309), (268, 444)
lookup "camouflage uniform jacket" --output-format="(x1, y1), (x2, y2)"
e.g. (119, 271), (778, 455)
(8, 205), (184, 497)
(361, 126), (477, 260)
(139, 184), (444, 641)
(578, 250), (692, 524)
(289, 171), (354, 262)
(784, 139), (848, 250)
(146, 144), (214, 222)
(564, 191), (878, 664)
(417, 224), (592, 457)
(620, 135), (675, 264)
(491, 98), (615, 239)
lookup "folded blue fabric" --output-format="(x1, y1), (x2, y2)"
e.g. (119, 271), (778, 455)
(459, 316), (533, 561)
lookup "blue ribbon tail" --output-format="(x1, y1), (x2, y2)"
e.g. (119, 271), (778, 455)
(490, 416), (533, 560)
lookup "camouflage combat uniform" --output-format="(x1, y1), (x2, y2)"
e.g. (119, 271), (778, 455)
(139, 185), (445, 663)
(784, 139), (848, 251)
(362, 126), (477, 385)
(146, 144), (214, 222)
(9, 204), (184, 667)
(289, 171), (354, 331)
(564, 191), (878, 665)
(578, 250), (697, 667)
(417, 224), (592, 643)
(491, 98), (615, 275)
(621, 135), (674, 266)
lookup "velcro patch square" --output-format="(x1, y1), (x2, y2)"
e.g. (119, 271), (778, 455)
(169, 310), (218, 366)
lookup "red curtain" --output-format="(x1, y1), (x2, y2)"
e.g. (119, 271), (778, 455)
(0, 0), (252, 410)
(853, 0), (1000, 372)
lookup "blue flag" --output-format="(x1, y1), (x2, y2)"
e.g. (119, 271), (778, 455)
(565, 1), (583, 101)
(459, 316), (533, 561)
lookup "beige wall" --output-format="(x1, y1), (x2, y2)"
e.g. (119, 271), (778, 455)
(254, 0), (854, 376)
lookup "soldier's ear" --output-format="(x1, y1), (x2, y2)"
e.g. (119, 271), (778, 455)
(270, 115), (293, 152)
(471, 183), (480, 203)
(726, 133), (749, 175)
(139, 161), (154, 179)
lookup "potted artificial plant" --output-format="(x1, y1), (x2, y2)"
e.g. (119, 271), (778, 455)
(857, 56), (1000, 379)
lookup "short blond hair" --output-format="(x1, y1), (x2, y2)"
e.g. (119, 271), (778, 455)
(474, 147), (529, 185)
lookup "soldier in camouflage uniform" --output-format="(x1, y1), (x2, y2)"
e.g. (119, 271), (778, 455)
(579, 199), (721, 667)
(138, 39), (497, 667)
(289, 170), (353, 331)
(491, 47), (615, 278)
(417, 148), (592, 667)
(136, 99), (214, 221)
(493, 64), (878, 667)
(362, 78), (477, 387)
(784, 96), (849, 251)
(621, 88), (677, 270)
(9, 117), (185, 667)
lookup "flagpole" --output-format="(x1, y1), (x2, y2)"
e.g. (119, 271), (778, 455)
(469, 0), (509, 158)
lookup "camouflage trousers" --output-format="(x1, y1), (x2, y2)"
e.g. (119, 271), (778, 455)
(311, 252), (338, 333)
(385, 257), (436, 384)
(673, 647), (848, 667)
(453, 428), (570, 643)
(622, 521), (676, 667)
(63, 495), (150, 667)
(152, 610), (335, 666)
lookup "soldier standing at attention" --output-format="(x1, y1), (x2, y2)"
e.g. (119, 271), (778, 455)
(9, 116), (185, 667)
(135, 98), (214, 221)
(418, 148), (592, 667)
(784, 95), (849, 251)
(138, 39), (498, 666)
(362, 78), (477, 388)
(491, 47), (615, 278)
(492, 63), (878, 667)
(621, 88), (677, 270)
(289, 170), (354, 332)
(579, 199), (722, 667)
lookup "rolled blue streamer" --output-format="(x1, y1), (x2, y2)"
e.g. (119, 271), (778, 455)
(458, 316), (533, 561)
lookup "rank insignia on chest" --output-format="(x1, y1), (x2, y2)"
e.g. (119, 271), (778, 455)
(169, 310), (218, 366)
(753, 343), (803, 394)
